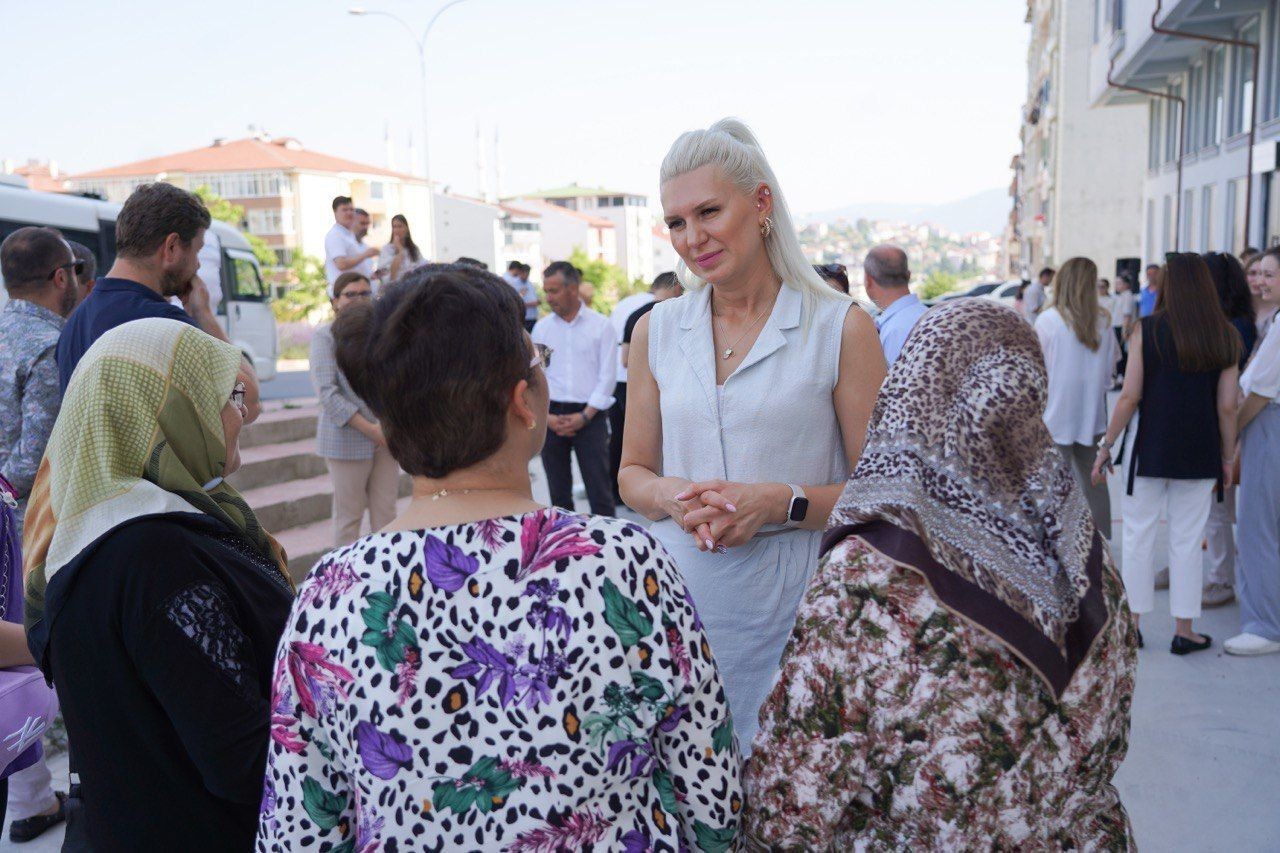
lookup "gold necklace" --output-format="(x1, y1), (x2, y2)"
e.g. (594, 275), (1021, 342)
(424, 487), (523, 501)
(714, 296), (777, 360)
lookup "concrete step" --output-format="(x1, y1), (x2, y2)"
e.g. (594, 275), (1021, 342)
(240, 403), (318, 449)
(228, 438), (328, 492)
(243, 473), (412, 534)
(278, 496), (412, 583)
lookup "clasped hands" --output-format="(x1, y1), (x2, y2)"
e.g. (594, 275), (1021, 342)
(548, 413), (588, 438)
(670, 479), (780, 553)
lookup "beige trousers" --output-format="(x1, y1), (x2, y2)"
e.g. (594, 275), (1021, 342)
(1057, 439), (1113, 541)
(326, 445), (400, 547)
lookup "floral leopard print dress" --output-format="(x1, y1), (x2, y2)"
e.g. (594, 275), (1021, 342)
(257, 509), (742, 852)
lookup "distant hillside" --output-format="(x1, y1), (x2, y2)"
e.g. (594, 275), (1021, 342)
(802, 187), (1008, 236)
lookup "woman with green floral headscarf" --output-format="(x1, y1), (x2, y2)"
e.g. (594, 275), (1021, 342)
(23, 317), (293, 851)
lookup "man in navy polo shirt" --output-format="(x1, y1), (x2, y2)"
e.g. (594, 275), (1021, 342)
(57, 183), (259, 418)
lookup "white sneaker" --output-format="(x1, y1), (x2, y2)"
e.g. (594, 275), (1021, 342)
(1224, 633), (1280, 656)
(1201, 583), (1236, 608)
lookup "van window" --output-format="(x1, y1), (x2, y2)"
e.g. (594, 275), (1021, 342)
(0, 219), (105, 275)
(229, 255), (267, 301)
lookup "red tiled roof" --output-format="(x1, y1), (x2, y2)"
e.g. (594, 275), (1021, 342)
(69, 137), (426, 183)
(499, 202), (543, 219)
(511, 198), (614, 228)
(12, 162), (67, 193)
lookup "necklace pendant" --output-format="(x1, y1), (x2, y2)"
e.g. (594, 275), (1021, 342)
(723, 347), (733, 359)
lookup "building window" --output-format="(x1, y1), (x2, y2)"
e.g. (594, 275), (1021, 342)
(1269, 7), (1280, 121)
(1186, 63), (1203, 152)
(1152, 198), (1162, 258)
(187, 171), (287, 199)
(371, 181), (384, 200)
(246, 208), (293, 234)
(1227, 177), (1248, 253)
(1228, 21), (1258, 136)
(272, 248), (294, 266)
(1164, 83), (1182, 164)
(1201, 185), (1215, 251)
(1208, 46), (1225, 145)
(1182, 188), (1195, 250)
(1148, 100), (1161, 170)
(1162, 195), (1173, 254)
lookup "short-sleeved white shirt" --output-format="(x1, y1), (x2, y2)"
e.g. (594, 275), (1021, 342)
(324, 224), (365, 285)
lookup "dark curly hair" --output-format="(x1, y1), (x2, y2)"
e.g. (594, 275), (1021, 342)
(331, 263), (531, 478)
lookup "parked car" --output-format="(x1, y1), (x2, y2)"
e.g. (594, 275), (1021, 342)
(0, 176), (278, 380)
(922, 280), (1002, 307)
(983, 280), (1025, 311)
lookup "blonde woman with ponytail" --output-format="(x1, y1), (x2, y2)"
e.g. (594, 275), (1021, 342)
(1035, 257), (1117, 538)
(619, 118), (885, 749)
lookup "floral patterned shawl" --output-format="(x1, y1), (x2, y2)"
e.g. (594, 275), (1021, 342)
(824, 298), (1115, 699)
(24, 318), (289, 673)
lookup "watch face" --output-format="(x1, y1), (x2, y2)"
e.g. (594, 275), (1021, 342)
(789, 497), (810, 523)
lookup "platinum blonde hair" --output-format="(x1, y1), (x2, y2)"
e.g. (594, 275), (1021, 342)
(659, 118), (847, 319)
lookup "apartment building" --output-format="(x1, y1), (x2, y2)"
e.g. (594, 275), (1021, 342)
(511, 184), (653, 281)
(1090, 0), (1280, 258)
(1015, 0), (1149, 278)
(64, 134), (432, 266)
(509, 198), (617, 268)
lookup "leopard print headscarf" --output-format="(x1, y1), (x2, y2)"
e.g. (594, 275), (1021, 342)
(826, 298), (1112, 698)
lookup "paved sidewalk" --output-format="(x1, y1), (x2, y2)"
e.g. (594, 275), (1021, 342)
(6, 461), (1277, 850)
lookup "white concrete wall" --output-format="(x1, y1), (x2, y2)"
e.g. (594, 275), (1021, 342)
(1052, 0), (1148, 276)
(295, 172), (349, 261)
(433, 193), (501, 269)
(593, 205), (656, 282)
(653, 231), (679, 276)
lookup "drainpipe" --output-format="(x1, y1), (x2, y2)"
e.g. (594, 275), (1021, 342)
(1107, 55), (1185, 250)
(1151, 0), (1260, 247)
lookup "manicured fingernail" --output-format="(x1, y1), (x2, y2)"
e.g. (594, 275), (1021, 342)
(705, 539), (715, 550)
(725, 503), (737, 512)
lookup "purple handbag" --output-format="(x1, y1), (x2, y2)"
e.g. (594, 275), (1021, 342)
(0, 474), (58, 781)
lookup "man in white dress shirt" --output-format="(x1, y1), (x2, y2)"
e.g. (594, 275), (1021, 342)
(864, 244), (927, 366)
(531, 261), (617, 515)
(324, 196), (378, 286)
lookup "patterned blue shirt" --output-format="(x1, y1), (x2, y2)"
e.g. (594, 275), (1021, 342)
(0, 299), (66, 528)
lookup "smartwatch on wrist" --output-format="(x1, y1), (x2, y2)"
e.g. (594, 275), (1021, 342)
(784, 484), (809, 528)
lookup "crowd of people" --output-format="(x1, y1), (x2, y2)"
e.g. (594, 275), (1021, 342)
(0, 116), (1276, 850)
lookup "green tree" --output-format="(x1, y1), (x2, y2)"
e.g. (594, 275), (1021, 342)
(272, 253), (332, 323)
(191, 185), (278, 271)
(919, 270), (959, 301)
(567, 248), (647, 314)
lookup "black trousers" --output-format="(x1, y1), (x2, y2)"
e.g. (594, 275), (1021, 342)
(608, 382), (627, 504)
(1114, 326), (1128, 377)
(541, 402), (615, 516)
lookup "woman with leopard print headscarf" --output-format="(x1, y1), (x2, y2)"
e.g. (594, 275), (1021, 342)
(744, 298), (1138, 850)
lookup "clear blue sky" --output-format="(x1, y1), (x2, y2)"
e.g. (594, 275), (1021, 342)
(2, 0), (1028, 213)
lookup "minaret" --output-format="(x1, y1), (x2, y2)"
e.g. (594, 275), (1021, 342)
(493, 127), (502, 201)
(476, 122), (489, 201)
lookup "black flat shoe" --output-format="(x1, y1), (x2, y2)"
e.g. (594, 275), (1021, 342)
(9, 791), (67, 843)
(1170, 634), (1212, 655)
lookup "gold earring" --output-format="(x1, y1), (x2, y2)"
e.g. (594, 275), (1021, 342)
(528, 420), (537, 431)
(761, 217), (773, 238)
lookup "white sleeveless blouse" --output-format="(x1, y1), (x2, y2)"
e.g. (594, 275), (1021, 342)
(647, 283), (851, 491)
(645, 282), (852, 751)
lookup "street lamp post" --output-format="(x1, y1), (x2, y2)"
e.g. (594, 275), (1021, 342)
(348, 1), (470, 260)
